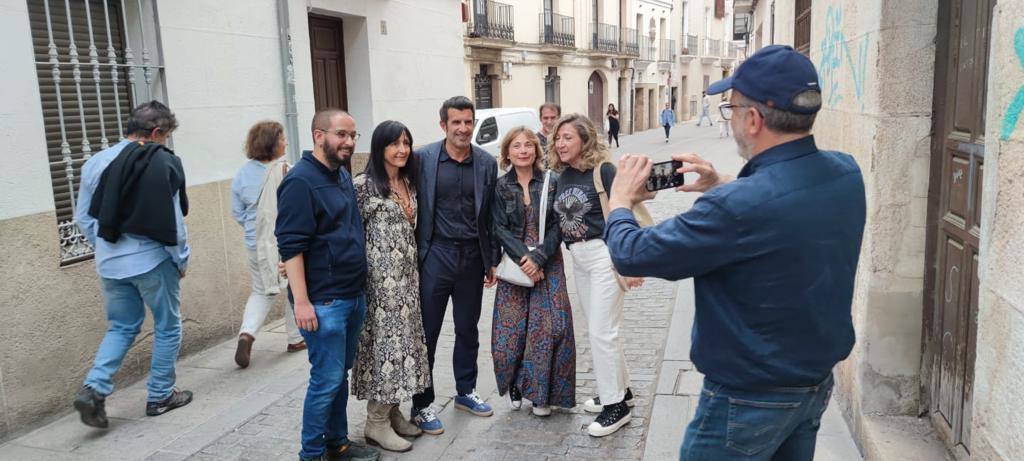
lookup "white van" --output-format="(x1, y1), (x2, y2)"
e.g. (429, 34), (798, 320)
(472, 107), (542, 157)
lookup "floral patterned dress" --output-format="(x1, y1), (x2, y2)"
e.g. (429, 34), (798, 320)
(492, 203), (576, 408)
(351, 174), (430, 404)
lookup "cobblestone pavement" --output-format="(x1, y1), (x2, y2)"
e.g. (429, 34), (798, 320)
(0, 123), (743, 461)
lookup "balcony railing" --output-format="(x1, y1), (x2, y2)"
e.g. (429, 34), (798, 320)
(704, 38), (722, 57)
(589, 22), (619, 53)
(469, 0), (515, 41)
(539, 11), (575, 48)
(639, 37), (656, 62)
(682, 34), (699, 55)
(659, 39), (676, 61)
(620, 27), (640, 56)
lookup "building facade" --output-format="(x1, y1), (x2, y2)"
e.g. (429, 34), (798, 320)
(0, 0), (464, 441)
(738, 0), (1024, 459)
(673, 0), (741, 122)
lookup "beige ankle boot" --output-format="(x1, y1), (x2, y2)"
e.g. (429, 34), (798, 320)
(365, 401), (412, 452)
(389, 405), (423, 437)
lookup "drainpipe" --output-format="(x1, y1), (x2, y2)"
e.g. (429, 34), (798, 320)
(628, 66), (636, 134)
(276, 0), (301, 164)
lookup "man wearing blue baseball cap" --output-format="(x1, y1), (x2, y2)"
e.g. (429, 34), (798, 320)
(602, 45), (867, 460)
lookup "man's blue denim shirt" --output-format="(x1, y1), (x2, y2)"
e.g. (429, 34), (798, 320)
(605, 136), (866, 389)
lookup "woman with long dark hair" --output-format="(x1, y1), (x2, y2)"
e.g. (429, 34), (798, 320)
(606, 103), (620, 147)
(351, 120), (429, 453)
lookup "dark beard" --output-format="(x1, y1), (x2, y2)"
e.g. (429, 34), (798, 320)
(322, 142), (351, 170)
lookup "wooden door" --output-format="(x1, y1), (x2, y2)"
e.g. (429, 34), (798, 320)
(923, 0), (994, 453)
(309, 15), (347, 111)
(588, 71), (605, 133)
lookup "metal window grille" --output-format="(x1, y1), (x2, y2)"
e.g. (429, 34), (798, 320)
(27, 0), (166, 265)
(795, 0), (812, 55)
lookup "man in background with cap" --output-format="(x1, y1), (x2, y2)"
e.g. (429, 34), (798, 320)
(602, 45), (867, 460)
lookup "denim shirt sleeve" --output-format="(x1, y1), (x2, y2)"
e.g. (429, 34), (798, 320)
(276, 176), (316, 262)
(164, 191), (190, 272)
(604, 196), (742, 280)
(230, 174), (247, 227)
(75, 161), (99, 246)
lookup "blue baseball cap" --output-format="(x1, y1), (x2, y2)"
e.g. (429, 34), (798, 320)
(707, 45), (822, 114)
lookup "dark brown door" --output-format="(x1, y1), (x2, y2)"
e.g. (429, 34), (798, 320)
(309, 15), (347, 111)
(588, 71), (604, 133)
(474, 65), (494, 109)
(923, 0), (994, 453)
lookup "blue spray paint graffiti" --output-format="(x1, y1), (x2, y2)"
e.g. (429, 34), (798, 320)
(1001, 28), (1024, 141)
(818, 5), (870, 110)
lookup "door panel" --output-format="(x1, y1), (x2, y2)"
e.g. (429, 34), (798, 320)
(309, 15), (347, 111)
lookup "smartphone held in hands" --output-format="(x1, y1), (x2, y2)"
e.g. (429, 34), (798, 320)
(646, 160), (685, 191)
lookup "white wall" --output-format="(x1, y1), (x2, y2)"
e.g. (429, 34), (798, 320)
(0, 0), (59, 219)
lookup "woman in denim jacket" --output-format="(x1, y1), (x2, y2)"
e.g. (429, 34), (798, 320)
(490, 126), (576, 417)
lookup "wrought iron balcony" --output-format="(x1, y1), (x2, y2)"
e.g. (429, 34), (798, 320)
(659, 39), (676, 62)
(682, 34), (699, 55)
(539, 11), (575, 48)
(704, 38), (723, 57)
(620, 27), (640, 56)
(637, 37), (656, 64)
(589, 22), (619, 53)
(468, 0), (515, 41)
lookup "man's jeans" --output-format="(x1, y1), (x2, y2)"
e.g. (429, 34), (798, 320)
(680, 374), (834, 461)
(84, 258), (182, 402)
(298, 295), (366, 460)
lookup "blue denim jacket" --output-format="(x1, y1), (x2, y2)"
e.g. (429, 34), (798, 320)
(76, 139), (190, 279)
(605, 136), (866, 389)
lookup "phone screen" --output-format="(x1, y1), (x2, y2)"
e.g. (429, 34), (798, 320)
(646, 160), (685, 191)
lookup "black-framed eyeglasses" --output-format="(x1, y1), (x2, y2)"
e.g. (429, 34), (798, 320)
(316, 128), (360, 141)
(719, 103), (756, 121)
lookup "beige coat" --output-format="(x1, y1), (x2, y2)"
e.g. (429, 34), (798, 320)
(254, 158), (289, 295)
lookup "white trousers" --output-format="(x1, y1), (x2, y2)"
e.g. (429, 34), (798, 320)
(239, 248), (302, 344)
(568, 239), (630, 404)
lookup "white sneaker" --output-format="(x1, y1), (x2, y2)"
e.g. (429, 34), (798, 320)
(531, 405), (551, 417)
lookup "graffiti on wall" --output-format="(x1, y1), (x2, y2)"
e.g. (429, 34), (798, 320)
(818, 5), (870, 110)
(1001, 27), (1024, 141)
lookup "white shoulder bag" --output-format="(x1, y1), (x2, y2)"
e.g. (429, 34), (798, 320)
(494, 171), (551, 287)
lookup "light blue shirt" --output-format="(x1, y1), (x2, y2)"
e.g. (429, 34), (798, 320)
(230, 159), (268, 251)
(75, 139), (190, 280)
(660, 108), (676, 126)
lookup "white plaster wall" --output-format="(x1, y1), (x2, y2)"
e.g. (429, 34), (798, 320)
(156, 0), (288, 187)
(302, 0), (465, 148)
(972, 2), (1024, 459)
(495, 65), (547, 108)
(0, 0), (58, 219)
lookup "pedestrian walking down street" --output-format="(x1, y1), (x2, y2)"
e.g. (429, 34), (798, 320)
(73, 101), (193, 428)
(277, 109), (379, 461)
(696, 91), (713, 127)
(351, 121), (431, 453)
(491, 127), (576, 418)
(604, 45), (866, 461)
(606, 104), (621, 147)
(231, 121), (305, 370)
(412, 96), (499, 435)
(660, 103), (676, 142)
(550, 114), (648, 438)
(717, 98), (732, 138)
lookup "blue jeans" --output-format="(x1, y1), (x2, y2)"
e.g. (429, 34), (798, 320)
(84, 258), (182, 402)
(680, 374), (833, 461)
(298, 295), (367, 460)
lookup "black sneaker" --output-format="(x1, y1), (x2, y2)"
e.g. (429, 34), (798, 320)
(582, 387), (635, 413)
(326, 441), (381, 460)
(509, 385), (522, 410)
(587, 400), (632, 437)
(73, 386), (108, 428)
(145, 388), (193, 416)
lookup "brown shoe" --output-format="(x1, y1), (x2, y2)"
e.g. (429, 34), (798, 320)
(287, 341), (307, 353)
(235, 333), (254, 368)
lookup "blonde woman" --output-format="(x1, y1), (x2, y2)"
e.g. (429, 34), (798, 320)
(549, 114), (642, 437)
(490, 127), (575, 417)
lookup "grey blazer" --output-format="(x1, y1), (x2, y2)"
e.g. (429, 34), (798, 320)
(414, 140), (499, 273)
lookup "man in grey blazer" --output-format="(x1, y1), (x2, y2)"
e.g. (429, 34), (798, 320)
(411, 96), (499, 434)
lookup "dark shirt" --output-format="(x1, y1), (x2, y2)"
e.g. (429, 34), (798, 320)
(276, 152), (367, 304)
(492, 168), (561, 267)
(434, 144), (478, 241)
(605, 136), (866, 390)
(553, 163), (615, 243)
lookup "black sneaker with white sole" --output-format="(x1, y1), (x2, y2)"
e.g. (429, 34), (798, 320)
(582, 387), (634, 413)
(145, 388), (193, 416)
(587, 401), (632, 437)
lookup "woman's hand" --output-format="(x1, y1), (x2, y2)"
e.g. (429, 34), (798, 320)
(520, 255), (544, 282)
